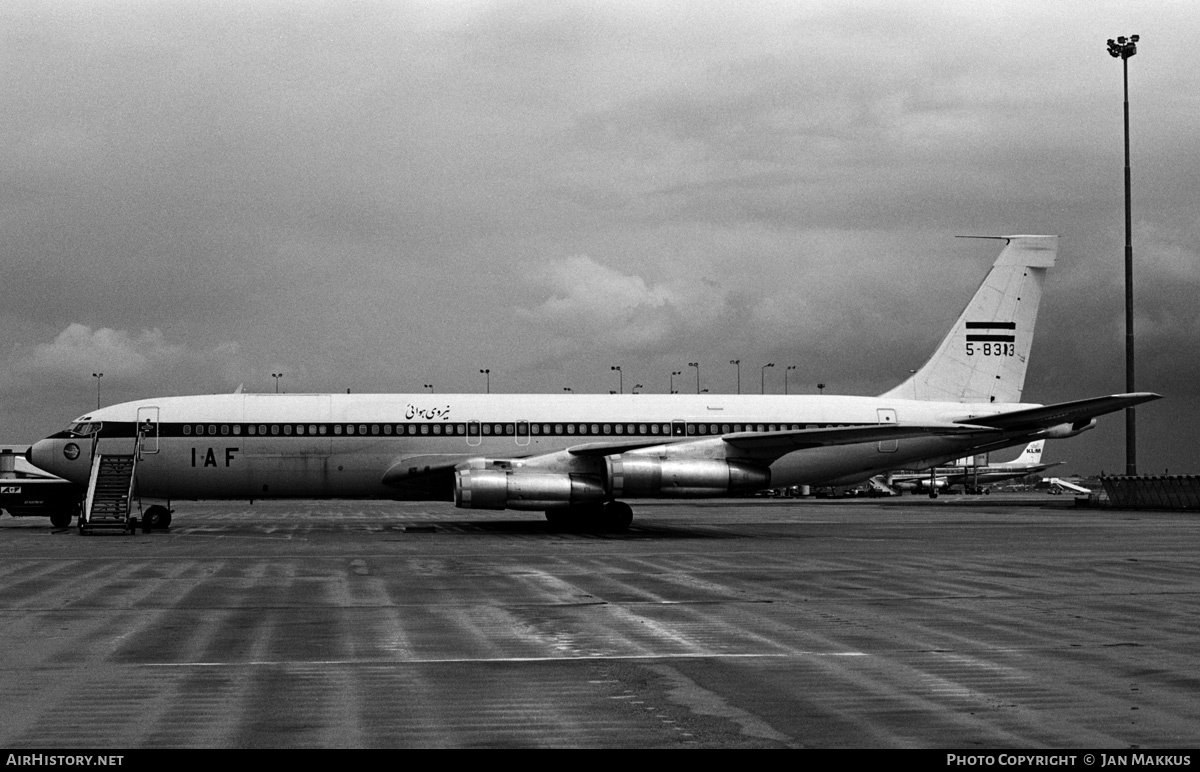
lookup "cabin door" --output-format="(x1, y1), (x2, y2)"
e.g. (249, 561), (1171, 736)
(136, 406), (159, 455)
(877, 408), (898, 453)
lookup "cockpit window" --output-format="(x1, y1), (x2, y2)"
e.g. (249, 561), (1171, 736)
(70, 422), (102, 436)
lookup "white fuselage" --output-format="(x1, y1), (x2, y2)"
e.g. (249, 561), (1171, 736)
(30, 392), (1036, 502)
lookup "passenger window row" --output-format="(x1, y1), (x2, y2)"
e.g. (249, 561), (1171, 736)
(175, 422), (834, 437)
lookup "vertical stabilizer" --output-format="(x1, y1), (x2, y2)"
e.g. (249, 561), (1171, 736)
(1012, 440), (1045, 466)
(881, 235), (1056, 403)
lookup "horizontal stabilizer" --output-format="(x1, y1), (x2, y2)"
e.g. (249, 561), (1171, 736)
(954, 393), (1160, 431)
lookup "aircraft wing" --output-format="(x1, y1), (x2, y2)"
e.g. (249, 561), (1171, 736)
(954, 392), (1160, 431)
(720, 423), (991, 454)
(567, 439), (689, 457)
(571, 423), (995, 459)
(383, 424), (995, 483)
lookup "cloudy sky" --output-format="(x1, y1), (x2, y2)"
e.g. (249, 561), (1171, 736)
(2, 0), (1197, 476)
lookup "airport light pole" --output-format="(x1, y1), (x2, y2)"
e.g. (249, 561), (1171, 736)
(611, 365), (623, 394)
(632, 384), (643, 394)
(479, 369), (490, 394)
(785, 365), (796, 395)
(818, 382), (825, 395)
(271, 373), (282, 393)
(760, 363), (774, 394)
(92, 373), (102, 410)
(730, 360), (741, 394)
(1107, 33), (1140, 476)
(670, 370), (681, 394)
(688, 362), (700, 394)
(424, 384), (433, 392)
(563, 387), (573, 393)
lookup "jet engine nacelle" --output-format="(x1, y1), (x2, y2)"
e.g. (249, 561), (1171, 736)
(896, 478), (946, 491)
(606, 455), (770, 497)
(454, 468), (607, 511)
(1041, 419), (1097, 439)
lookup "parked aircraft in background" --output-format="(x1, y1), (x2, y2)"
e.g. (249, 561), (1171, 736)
(28, 235), (1158, 532)
(888, 440), (1062, 496)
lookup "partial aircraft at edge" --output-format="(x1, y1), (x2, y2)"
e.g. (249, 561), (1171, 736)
(28, 235), (1159, 532)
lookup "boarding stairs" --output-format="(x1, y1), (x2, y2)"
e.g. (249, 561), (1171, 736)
(79, 434), (142, 535)
(866, 475), (898, 497)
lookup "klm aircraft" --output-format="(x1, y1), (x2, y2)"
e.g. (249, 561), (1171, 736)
(888, 440), (1062, 495)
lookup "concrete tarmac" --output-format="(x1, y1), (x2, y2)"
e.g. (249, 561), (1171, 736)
(1, 493), (1198, 748)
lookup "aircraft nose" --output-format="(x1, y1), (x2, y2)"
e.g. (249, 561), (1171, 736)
(29, 439), (54, 471)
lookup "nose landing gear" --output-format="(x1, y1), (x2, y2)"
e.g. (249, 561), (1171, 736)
(142, 505), (173, 530)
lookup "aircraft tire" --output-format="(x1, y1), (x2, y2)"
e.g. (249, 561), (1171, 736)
(603, 501), (633, 532)
(547, 503), (622, 532)
(49, 510), (73, 528)
(545, 508), (587, 532)
(144, 505), (172, 530)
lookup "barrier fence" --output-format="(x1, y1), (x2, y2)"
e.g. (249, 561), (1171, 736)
(1100, 475), (1200, 510)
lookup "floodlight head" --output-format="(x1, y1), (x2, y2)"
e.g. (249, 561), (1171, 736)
(1107, 35), (1138, 60)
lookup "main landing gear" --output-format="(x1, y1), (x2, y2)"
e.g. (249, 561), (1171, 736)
(545, 500), (634, 532)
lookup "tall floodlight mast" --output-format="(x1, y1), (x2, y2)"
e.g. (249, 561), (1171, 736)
(1107, 33), (1139, 475)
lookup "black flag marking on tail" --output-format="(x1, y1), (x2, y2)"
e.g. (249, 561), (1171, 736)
(965, 322), (1015, 343)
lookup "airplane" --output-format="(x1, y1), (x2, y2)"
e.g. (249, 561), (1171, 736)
(887, 440), (1062, 496)
(27, 234), (1159, 533)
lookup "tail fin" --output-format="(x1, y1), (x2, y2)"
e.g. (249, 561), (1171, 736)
(1014, 440), (1045, 465)
(881, 235), (1057, 403)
